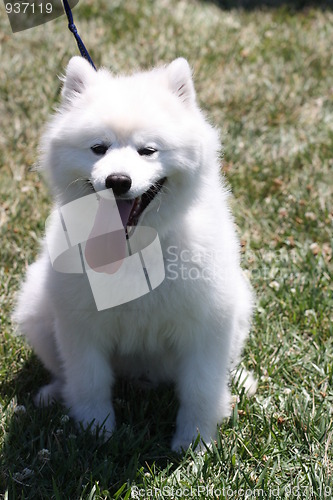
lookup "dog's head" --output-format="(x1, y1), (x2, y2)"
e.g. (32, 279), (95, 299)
(41, 57), (219, 232)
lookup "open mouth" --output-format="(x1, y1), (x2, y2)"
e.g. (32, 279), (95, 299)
(114, 177), (166, 230)
(84, 177), (166, 273)
(87, 177), (166, 229)
(125, 177), (166, 227)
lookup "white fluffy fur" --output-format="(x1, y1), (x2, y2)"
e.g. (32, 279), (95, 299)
(14, 57), (255, 452)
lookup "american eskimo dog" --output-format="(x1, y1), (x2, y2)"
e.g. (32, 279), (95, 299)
(14, 57), (255, 451)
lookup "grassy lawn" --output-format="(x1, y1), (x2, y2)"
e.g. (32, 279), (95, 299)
(0, 0), (332, 498)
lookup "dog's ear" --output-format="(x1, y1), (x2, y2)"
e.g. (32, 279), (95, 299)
(166, 58), (196, 106)
(61, 56), (96, 102)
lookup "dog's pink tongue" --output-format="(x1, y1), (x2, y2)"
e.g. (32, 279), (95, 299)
(84, 198), (134, 274)
(116, 199), (135, 228)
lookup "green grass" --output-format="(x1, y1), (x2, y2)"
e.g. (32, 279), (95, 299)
(1, 0), (332, 498)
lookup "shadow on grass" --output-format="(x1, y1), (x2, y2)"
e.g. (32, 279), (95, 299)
(205, 0), (333, 9)
(0, 357), (180, 498)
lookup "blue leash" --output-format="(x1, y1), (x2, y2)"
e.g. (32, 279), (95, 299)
(62, 0), (97, 71)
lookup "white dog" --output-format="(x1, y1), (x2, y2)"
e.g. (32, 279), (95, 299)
(14, 57), (255, 451)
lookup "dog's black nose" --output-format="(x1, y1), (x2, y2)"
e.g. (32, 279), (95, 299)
(105, 174), (132, 195)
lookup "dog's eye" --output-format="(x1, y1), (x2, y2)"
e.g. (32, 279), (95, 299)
(91, 144), (108, 155)
(138, 147), (157, 157)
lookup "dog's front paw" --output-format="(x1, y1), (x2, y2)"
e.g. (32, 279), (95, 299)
(171, 432), (211, 454)
(71, 403), (116, 439)
(171, 433), (193, 453)
(171, 421), (213, 454)
(34, 380), (63, 407)
(172, 404), (217, 453)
